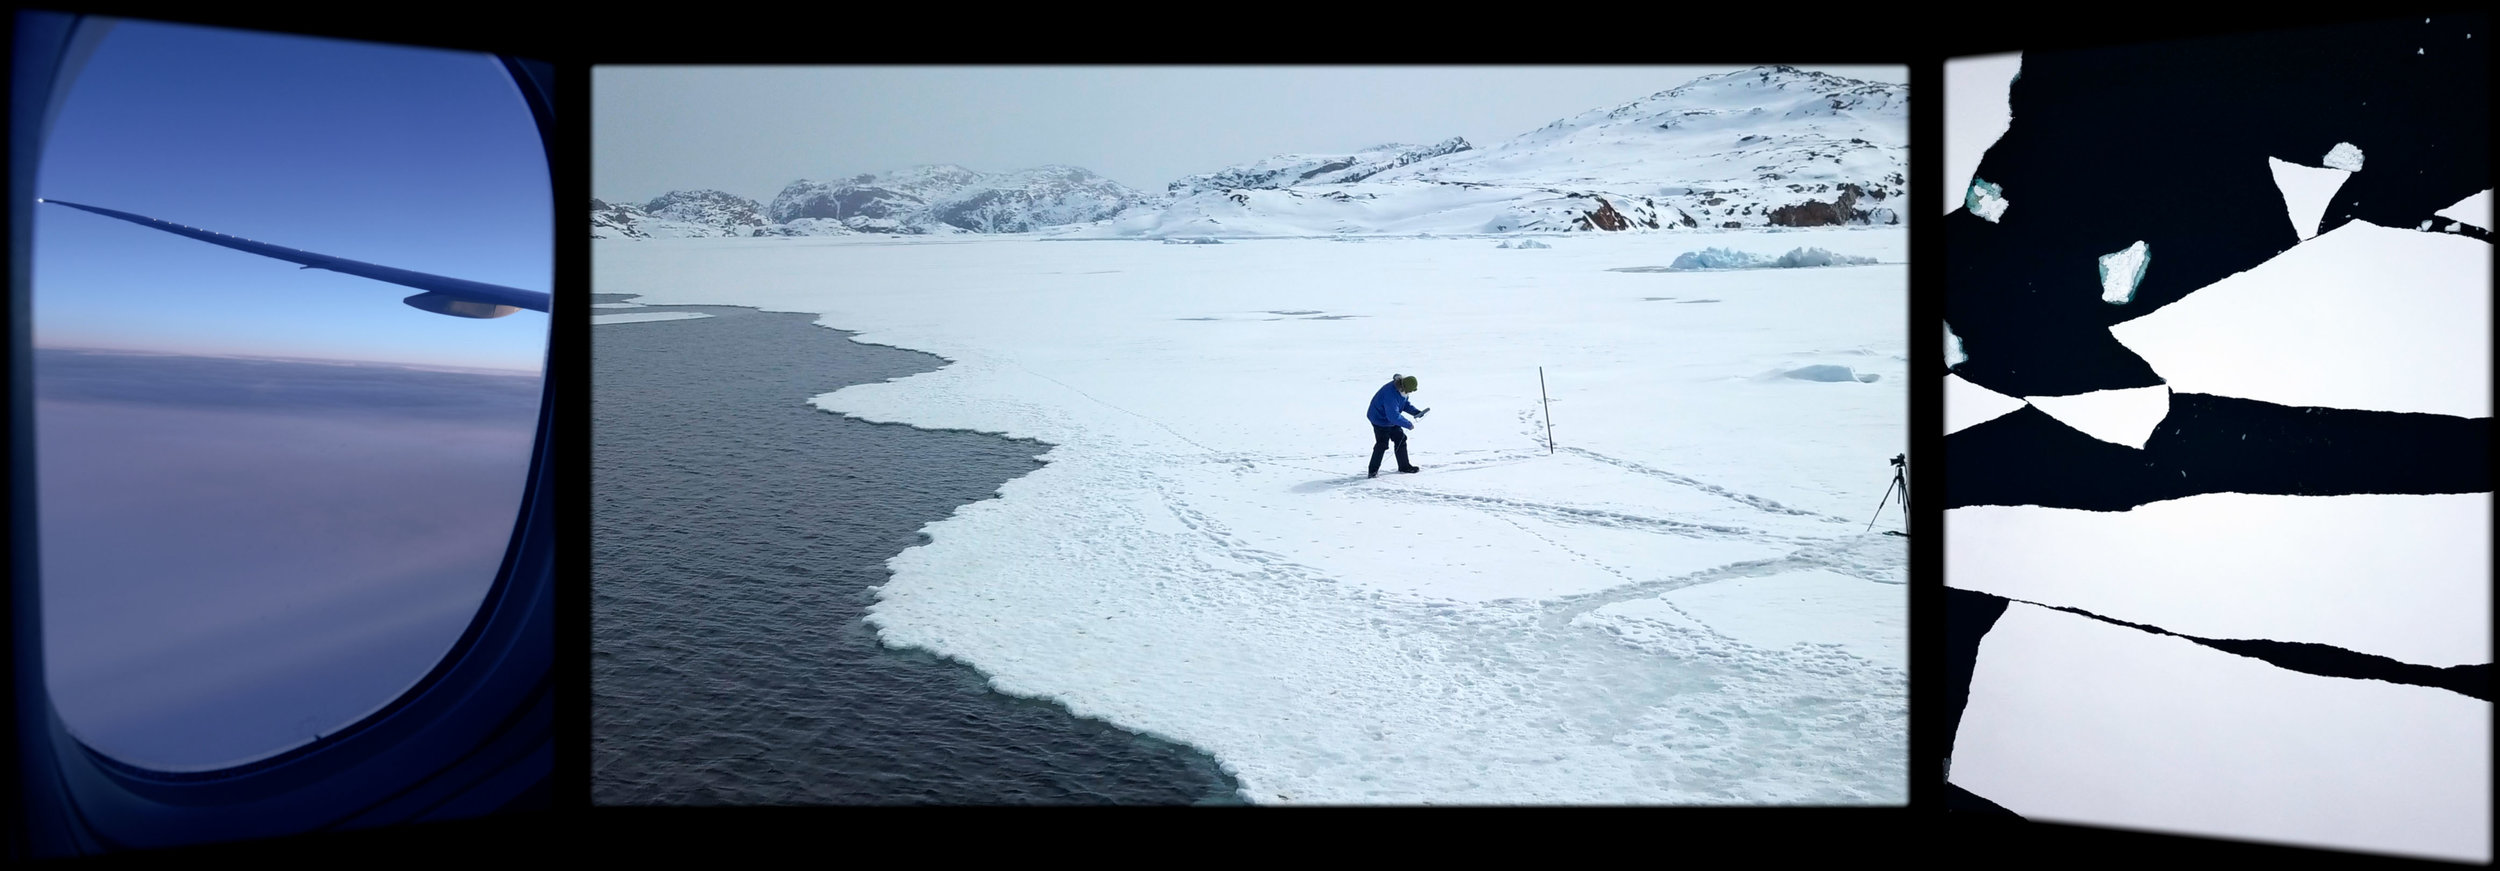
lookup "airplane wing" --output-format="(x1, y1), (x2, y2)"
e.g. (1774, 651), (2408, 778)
(37, 198), (551, 318)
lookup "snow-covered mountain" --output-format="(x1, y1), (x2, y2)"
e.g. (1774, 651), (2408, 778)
(596, 66), (1904, 240)
(766, 164), (1149, 234)
(591, 191), (773, 239)
(1104, 66), (1904, 238)
(1164, 138), (1476, 197)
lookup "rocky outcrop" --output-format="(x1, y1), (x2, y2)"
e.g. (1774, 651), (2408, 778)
(643, 189), (769, 233)
(1768, 183), (1866, 227)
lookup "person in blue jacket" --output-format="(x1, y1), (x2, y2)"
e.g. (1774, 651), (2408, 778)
(1366, 374), (1429, 478)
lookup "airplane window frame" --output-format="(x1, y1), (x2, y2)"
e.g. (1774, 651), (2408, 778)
(7, 12), (557, 856)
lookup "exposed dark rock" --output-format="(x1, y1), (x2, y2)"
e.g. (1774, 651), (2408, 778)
(1768, 182), (1866, 227)
(1576, 197), (1633, 231)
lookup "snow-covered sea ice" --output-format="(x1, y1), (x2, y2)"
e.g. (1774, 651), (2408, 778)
(596, 228), (1908, 804)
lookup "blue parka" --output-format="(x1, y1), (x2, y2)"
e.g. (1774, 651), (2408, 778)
(1367, 380), (1421, 429)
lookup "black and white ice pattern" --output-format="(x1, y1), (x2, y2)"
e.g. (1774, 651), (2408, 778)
(1941, 15), (2490, 864)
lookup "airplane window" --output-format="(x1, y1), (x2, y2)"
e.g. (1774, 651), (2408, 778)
(29, 19), (549, 772)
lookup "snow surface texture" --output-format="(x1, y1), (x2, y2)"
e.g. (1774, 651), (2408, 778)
(1953, 604), (2489, 864)
(1666, 247), (1877, 271)
(2109, 221), (2489, 418)
(2095, 240), (2148, 304)
(1945, 53), (2022, 217)
(1943, 374), (2024, 435)
(2021, 384), (2168, 449)
(596, 228), (1907, 804)
(2267, 157), (2351, 240)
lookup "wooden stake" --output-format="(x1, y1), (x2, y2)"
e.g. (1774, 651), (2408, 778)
(1540, 367), (1554, 454)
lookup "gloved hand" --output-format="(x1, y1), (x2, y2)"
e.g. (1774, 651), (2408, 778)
(1416, 407), (1431, 418)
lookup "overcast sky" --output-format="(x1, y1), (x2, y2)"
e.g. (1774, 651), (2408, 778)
(594, 65), (1907, 205)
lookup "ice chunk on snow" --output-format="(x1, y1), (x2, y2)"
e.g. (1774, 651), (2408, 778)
(2109, 221), (2489, 417)
(1781, 364), (1875, 382)
(2096, 241), (2149, 304)
(1950, 603), (2490, 864)
(1946, 53), (2023, 216)
(1946, 322), (1966, 368)
(2267, 156), (2352, 241)
(1944, 374), (2025, 434)
(2322, 141), (2365, 171)
(2021, 384), (2168, 449)
(1965, 178), (2009, 223)
(1773, 247), (1875, 268)
(593, 311), (713, 325)
(1669, 247), (1876, 271)
(2433, 188), (2489, 231)
(1670, 247), (1763, 269)
(1946, 492), (2490, 667)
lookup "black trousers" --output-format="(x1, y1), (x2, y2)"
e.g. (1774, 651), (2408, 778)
(1369, 424), (1411, 474)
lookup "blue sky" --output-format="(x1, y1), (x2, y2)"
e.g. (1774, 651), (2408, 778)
(33, 18), (550, 373)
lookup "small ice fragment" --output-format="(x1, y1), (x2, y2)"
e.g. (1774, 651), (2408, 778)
(1947, 322), (1967, 368)
(2418, 48), (2425, 54)
(2447, 222), (2461, 232)
(2433, 189), (2490, 231)
(1967, 178), (2010, 222)
(2421, 219), (2435, 231)
(2323, 142), (2365, 172)
(2098, 240), (2150, 304)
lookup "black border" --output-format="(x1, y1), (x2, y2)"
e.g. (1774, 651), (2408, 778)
(1, 1), (2490, 865)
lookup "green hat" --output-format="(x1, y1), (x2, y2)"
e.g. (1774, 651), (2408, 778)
(1398, 375), (1418, 393)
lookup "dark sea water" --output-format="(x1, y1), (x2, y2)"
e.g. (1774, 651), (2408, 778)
(591, 297), (1242, 804)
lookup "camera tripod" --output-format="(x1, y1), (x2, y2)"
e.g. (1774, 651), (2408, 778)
(1866, 453), (1907, 536)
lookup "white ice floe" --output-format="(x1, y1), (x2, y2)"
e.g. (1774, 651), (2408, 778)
(2267, 156), (2352, 241)
(2021, 383), (2168, 449)
(2096, 240), (2149, 304)
(1965, 178), (2009, 223)
(1944, 374), (2026, 435)
(2434, 188), (2490, 231)
(596, 230), (1906, 804)
(1945, 322), (1966, 369)
(592, 311), (713, 325)
(591, 302), (645, 309)
(1945, 53), (2023, 217)
(1951, 602), (2490, 864)
(2322, 141), (2366, 172)
(1946, 492), (2491, 666)
(2109, 220), (2490, 418)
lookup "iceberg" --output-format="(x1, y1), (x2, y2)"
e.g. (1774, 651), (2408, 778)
(1965, 178), (2009, 223)
(2096, 240), (2148, 304)
(2322, 141), (2365, 172)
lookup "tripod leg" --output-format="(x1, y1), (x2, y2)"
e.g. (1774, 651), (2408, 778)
(1867, 475), (1900, 532)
